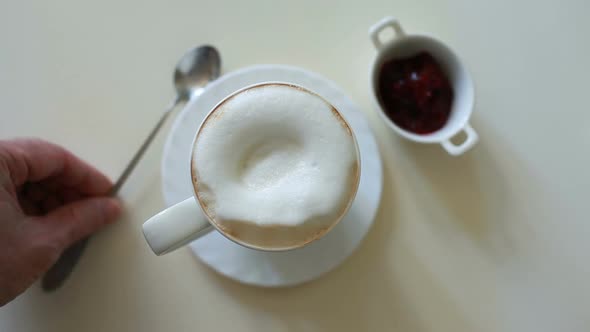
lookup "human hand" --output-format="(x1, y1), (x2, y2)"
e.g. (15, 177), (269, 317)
(0, 139), (121, 306)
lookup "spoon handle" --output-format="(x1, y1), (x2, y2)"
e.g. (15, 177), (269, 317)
(110, 96), (180, 195)
(41, 96), (181, 292)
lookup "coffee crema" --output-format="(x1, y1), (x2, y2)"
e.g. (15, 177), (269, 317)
(191, 83), (360, 250)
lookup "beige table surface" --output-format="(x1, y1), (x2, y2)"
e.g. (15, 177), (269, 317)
(1, 0), (589, 331)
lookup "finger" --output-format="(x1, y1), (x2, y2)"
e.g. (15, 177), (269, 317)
(61, 188), (82, 204)
(19, 198), (41, 216)
(24, 182), (79, 208)
(41, 196), (62, 214)
(21, 183), (48, 203)
(34, 197), (122, 249)
(0, 138), (112, 195)
(16, 185), (41, 215)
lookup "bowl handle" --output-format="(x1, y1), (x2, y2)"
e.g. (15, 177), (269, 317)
(369, 17), (405, 50)
(441, 124), (479, 156)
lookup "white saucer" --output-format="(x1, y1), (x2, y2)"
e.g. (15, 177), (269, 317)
(161, 65), (383, 287)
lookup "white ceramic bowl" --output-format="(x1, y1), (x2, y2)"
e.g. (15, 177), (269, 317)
(369, 17), (479, 156)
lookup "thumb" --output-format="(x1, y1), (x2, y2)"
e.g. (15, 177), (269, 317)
(36, 197), (122, 248)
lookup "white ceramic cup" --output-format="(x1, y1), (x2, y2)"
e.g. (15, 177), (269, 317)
(142, 82), (360, 255)
(369, 17), (478, 156)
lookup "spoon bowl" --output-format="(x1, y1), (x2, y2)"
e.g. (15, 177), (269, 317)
(174, 45), (221, 100)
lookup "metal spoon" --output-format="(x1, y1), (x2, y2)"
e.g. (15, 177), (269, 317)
(41, 45), (222, 291)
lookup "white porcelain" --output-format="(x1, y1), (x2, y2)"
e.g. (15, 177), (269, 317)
(369, 16), (479, 156)
(142, 197), (212, 255)
(143, 81), (361, 255)
(161, 65), (383, 287)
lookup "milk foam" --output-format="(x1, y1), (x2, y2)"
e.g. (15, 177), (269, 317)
(192, 84), (359, 248)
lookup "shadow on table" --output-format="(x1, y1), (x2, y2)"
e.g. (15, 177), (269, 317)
(201, 159), (421, 331)
(200, 118), (541, 331)
(394, 118), (534, 263)
(200, 150), (480, 332)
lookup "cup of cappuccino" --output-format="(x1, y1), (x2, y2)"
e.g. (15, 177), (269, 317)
(143, 83), (361, 255)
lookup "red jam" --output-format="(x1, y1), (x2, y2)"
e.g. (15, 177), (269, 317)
(377, 52), (453, 134)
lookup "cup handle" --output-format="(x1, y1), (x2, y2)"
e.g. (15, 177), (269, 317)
(142, 197), (213, 255)
(441, 124), (479, 156)
(369, 17), (405, 50)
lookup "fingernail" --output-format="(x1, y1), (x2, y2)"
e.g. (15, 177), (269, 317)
(102, 198), (122, 222)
